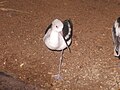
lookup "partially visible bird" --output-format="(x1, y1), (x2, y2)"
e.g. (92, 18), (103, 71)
(112, 17), (120, 59)
(43, 19), (73, 80)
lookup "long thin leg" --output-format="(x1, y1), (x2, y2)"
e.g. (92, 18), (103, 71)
(54, 50), (64, 80)
(58, 50), (64, 74)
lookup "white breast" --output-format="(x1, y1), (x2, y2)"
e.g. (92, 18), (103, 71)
(43, 30), (69, 50)
(115, 20), (120, 36)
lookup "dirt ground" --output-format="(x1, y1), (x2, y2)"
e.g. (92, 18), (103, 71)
(0, 0), (120, 90)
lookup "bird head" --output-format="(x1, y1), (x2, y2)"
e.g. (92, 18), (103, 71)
(51, 19), (63, 33)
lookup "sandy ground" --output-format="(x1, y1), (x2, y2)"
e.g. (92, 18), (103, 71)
(0, 0), (120, 90)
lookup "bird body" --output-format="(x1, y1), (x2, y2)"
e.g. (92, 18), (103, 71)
(112, 17), (120, 58)
(44, 29), (70, 50)
(43, 19), (72, 51)
(43, 19), (73, 80)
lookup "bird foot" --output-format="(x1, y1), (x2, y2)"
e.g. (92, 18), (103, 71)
(53, 74), (63, 80)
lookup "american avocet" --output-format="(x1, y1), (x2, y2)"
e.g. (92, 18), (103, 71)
(112, 17), (120, 59)
(43, 19), (73, 80)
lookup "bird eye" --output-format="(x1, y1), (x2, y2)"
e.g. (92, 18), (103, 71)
(56, 26), (58, 28)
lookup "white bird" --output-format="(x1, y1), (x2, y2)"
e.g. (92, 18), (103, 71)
(43, 19), (73, 80)
(112, 17), (120, 59)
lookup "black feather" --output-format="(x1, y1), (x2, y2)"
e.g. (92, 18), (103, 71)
(112, 26), (116, 42)
(117, 17), (120, 27)
(45, 24), (52, 34)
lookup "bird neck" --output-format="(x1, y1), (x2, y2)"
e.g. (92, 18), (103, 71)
(50, 30), (59, 43)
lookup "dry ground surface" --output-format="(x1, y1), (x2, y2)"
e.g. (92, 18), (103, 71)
(0, 0), (120, 90)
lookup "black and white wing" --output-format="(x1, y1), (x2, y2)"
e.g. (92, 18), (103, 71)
(62, 19), (73, 51)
